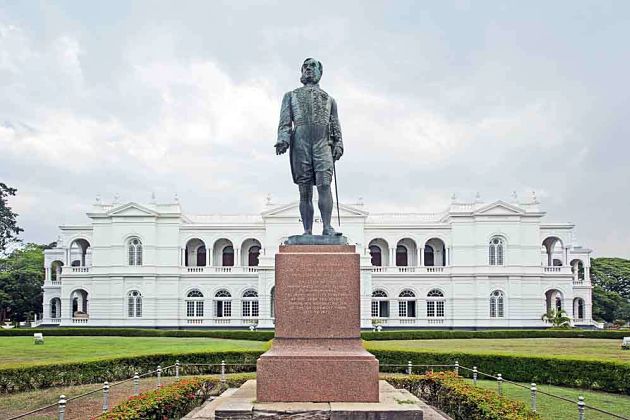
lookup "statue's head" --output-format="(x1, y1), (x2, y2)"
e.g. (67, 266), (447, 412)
(300, 58), (323, 85)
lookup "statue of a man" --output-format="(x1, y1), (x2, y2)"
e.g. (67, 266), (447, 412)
(275, 58), (343, 236)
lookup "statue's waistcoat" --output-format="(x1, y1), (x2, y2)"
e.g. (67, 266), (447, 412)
(290, 86), (333, 126)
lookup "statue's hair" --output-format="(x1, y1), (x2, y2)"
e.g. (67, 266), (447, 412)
(301, 58), (323, 75)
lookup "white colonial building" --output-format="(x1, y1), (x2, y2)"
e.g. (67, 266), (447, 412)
(41, 194), (597, 329)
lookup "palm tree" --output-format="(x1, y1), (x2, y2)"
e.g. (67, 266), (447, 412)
(541, 309), (572, 328)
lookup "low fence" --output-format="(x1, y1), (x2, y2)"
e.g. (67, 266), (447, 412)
(7, 361), (629, 420)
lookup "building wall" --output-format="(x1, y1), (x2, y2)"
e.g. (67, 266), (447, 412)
(41, 199), (596, 329)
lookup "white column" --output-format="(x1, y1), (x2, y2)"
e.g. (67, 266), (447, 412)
(584, 266), (590, 284)
(206, 246), (210, 267)
(564, 247), (569, 265)
(45, 268), (50, 282)
(389, 248), (396, 266)
(445, 247), (450, 266)
(419, 247), (424, 266)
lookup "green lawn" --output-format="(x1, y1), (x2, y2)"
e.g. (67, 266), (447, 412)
(0, 336), (267, 368)
(365, 338), (630, 363)
(467, 378), (630, 420)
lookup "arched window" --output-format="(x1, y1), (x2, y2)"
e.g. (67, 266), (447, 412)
(489, 237), (505, 266)
(127, 290), (142, 318)
(371, 290), (389, 318)
(186, 289), (204, 317)
(396, 245), (408, 267)
(196, 246), (206, 266)
(398, 289), (416, 318)
(427, 289), (445, 318)
(369, 245), (382, 266)
(214, 289), (232, 318)
(489, 290), (504, 318)
(50, 298), (61, 319)
(424, 246), (435, 267)
(222, 246), (234, 267)
(51, 261), (64, 282)
(248, 246), (261, 267)
(242, 289), (259, 317)
(128, 238), (143, 266)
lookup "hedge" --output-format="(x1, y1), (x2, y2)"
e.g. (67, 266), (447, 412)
(362, 329), (630, 341)
(373, 349), (630, 394)
(2, 327), (627, 341)
(0, 328), (273, 341)
(96, 374), (254, 420)
(385, 372), (540, 420)
(0, 351), (262, 394)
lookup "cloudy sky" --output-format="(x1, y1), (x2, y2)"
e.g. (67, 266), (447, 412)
(1, 1), (628, 256)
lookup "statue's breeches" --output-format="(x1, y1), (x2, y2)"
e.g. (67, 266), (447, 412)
(290, 123), (333, 186)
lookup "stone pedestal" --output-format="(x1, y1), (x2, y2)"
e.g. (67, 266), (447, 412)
(257, 244), (379, 402)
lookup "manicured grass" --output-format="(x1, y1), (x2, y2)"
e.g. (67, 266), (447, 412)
(0, 337), (267, 368)
(365, 338), (630, 363)
(467, 378), (630, 420)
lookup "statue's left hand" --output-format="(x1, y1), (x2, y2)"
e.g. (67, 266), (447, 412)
(332, 146), (343, 161)
(275, 142), (289, 155)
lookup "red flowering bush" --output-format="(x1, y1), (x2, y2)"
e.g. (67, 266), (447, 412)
(385, 372), (540, 420)
(96, 374), (253, 420)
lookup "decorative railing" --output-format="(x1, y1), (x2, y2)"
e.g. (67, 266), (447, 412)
(182, 266), (260, 274)
(9, 361), (628, 420)
(543, 266), (562, 273)
(370, 266), (448, 274)
(72, 318), (88, 324)
(50, 280), (62, 286)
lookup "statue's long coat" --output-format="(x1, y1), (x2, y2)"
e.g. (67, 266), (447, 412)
(277, 85), (343, 185)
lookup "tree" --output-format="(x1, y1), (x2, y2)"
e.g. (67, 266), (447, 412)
(541, 308), (572, 328)
(591, 257), (630, 298)
(0, 183), (24, 254)
(592, 286), (630, 323)
(0, 243), (44, 323)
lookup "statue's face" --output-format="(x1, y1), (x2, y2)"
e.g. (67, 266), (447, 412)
(301, 59), (321, 84)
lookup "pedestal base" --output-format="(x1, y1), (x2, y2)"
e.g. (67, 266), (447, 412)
(185, 380), (425, 419)
(257, 339), (379, 402)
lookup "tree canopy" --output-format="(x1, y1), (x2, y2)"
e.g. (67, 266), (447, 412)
(0, 183), (23, 254)
(591, 257), (630, 299)
(590, 257), (630, 323)
(0, 243), (44, 322)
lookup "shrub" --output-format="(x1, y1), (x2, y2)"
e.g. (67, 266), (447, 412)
(96, 374), (254, 420)
(385, 372), (540, 420)
(0, 328), (273, 341)
(361, 329), (629, 341)
(373, 350), (630, 394)
(0, 351), (262, 394)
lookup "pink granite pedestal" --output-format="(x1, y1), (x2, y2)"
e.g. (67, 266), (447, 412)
(256, 244), (379, 402)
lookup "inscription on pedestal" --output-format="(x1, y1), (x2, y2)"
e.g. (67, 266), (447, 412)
(275, 250), (359, 339)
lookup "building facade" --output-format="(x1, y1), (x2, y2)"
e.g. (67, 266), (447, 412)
(41, 195), (597, 329)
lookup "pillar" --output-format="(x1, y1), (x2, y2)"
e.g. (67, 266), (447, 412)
(445, 247), (450, 266)
(389, 248), (395, 267)
(419, 247), (424, 266)
(584, 266), (590, 284)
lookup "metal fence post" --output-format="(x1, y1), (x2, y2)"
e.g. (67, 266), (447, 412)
(221, 360), (226, 383)
(157, 365), (162, 388)
(530, 383), (537, 412)
(578, 396), (585, 420)
(176, 360), (180, 379)
(472, 366), (478, 385)
(407, 361), (412, 375)
(58, 395), (66, 420)
(454, 360), (459, 375)
(497, 373), (503, 396)
(133, 372), (139, 396)
(102, 381), (110, 413)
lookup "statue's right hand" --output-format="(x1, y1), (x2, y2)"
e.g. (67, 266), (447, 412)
(275, 142), (289, 155)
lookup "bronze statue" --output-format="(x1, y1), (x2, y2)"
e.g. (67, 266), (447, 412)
(275, 58), (343, 237)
